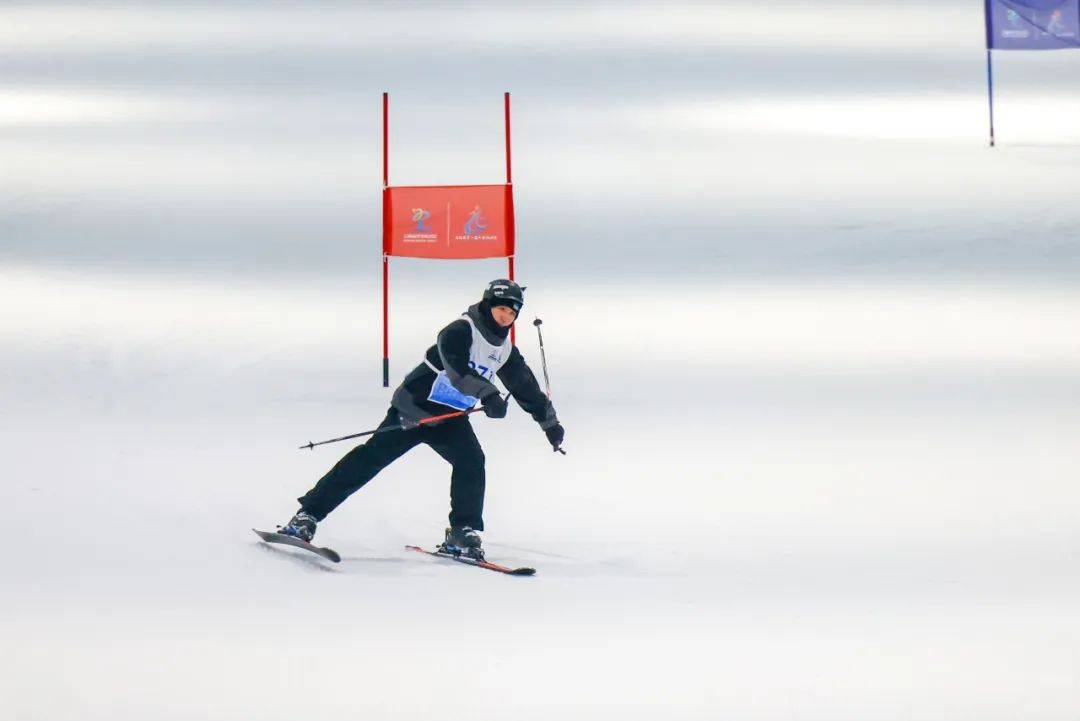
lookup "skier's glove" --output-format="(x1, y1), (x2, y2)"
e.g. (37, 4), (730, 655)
(544, 423), (565, 450)
(482, 393), (508, 419)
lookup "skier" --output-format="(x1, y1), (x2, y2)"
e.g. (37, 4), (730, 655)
(277, 279), (564, 560)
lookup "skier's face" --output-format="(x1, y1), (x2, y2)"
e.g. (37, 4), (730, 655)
(491, 305), (518, 327)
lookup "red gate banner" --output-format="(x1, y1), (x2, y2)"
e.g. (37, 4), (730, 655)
(383, 184), (514, 259)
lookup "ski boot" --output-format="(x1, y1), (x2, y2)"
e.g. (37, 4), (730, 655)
(278, 509), (318, 543)
(438, 526), (484, 561)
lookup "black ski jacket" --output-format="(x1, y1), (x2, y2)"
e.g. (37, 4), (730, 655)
(391, 303), (559, 430)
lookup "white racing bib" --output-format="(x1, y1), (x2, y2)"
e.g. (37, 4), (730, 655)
(427, 314), (512, 410)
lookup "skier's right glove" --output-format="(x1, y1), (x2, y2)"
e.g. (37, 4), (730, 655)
(482, 393), (508, 419)
(544, 423), (565, 451)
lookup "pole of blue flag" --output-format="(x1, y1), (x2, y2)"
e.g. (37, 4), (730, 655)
(983, 0), (996, 147)
(986, 50), (996, 147)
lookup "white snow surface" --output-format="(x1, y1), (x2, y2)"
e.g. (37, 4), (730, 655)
(3, 2), (1080, 720)
(4, 268), (1079, 720)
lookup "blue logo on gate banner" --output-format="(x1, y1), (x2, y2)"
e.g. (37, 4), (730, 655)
(411, 208), (432, 232)
(463, 206), (488, 236)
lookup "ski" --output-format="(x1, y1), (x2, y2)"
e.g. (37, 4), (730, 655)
(405, 545), (535, 576)
(253, 528), (341, 563)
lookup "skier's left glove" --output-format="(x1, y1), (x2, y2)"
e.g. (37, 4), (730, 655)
(482, 393), (508, 419)
(544, 423), (565, 451)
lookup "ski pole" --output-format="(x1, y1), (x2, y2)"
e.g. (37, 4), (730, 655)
(532, 317), (566, 455)
(532, 317), (553, 400)
(299, 394), (507, 451)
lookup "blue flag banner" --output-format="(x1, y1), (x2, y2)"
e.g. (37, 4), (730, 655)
(987, 0), (1080, 49)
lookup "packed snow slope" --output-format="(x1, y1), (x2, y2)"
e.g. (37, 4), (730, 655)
(3, 2), (1080, 720)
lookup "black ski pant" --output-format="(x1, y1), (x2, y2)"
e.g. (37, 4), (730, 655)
(297, 406), (487, 531)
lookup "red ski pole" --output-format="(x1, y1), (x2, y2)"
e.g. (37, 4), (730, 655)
(298, 395), (508, 450)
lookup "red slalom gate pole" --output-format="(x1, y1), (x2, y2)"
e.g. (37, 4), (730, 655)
(504, 91), (512, 184)
(382, 254), (389, 386)
(382, 92), (390, 386)
(508, 256), (516, 345)
(382, 92), (389, 186)
(504, 91), (517, 346)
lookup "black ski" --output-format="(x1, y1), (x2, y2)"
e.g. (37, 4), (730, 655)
(406, 545), (535, 576)
(253, 529), (341, 563)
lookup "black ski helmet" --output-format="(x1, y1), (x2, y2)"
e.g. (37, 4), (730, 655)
(482, 279), (525, 313)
